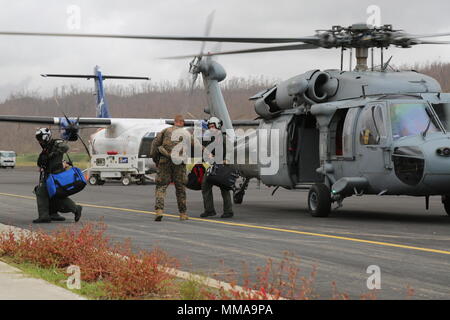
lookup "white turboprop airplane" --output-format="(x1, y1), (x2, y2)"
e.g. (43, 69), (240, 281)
(0, 65), (257, 185)
(0, 66), (177, 181)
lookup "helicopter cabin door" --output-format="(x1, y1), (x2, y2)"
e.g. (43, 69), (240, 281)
(355, 102), (390, 178)
(294, 114), (322, 183)
(328, 107), (359, 178)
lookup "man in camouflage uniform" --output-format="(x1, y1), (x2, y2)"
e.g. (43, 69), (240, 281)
(34, 128), (82, 223)
(151, 115), (195, 221)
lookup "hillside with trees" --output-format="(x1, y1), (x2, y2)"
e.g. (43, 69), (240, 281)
(1, 62), (449, 154)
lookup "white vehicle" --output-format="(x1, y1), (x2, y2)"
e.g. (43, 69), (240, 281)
(88, 128), (162, 186)
(0, 151), (16, 168)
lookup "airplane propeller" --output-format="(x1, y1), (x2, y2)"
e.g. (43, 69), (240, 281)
(54, 97), (92, 158)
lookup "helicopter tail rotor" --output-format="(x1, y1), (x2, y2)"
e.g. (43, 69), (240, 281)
(187, 10), (216, 94)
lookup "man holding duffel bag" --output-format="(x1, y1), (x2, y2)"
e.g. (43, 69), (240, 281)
(33, 128), (82, 224)
(200, 117), (236, 219)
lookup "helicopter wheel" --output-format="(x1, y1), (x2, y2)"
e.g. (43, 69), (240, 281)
(441, 195), (450, 216)
(308, 184), (331, 217)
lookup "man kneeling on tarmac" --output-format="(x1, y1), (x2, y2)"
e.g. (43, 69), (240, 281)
(33, 128), (82, 224)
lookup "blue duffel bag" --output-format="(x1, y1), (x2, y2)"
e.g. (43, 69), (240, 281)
(46, 167), (87, 199)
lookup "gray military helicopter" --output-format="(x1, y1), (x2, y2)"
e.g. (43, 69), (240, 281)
(2, 23), (450, 217)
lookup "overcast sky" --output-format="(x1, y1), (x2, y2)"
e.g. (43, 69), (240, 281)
(0, 0), (450, 101)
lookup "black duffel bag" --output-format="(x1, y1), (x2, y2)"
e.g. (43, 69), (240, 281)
(186, 164), (206, 190)
(206, 163), (239, 191)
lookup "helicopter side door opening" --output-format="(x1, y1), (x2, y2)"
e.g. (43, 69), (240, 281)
(290, 114), (322, 185)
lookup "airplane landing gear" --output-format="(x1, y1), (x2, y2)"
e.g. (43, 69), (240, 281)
(308, 184), (331, 217)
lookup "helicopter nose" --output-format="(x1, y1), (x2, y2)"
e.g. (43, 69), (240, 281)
(420, 140), (450, 192)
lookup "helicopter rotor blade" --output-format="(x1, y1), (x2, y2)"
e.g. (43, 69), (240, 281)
(189, 73), (198, 95)
(416, 40), (450, 45)
(0, 30), (318, 44)
(405, 31), (450, 39)
(162, 43), (319, 59)
(199, 10), (215, 56)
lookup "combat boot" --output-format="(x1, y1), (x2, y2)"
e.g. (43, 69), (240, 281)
(33, 218), (51, 224)
(50, 213), (66, 222)
(74, 205), (82, 222)
(179, 213), (189, 221)
(200, 211), (216, 218)
(155, 209), (163, 222)
(221, 212), (234, 219)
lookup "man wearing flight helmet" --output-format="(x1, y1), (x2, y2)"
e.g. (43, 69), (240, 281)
(34, 128), (82, 223)
(201, 117), (234, 219)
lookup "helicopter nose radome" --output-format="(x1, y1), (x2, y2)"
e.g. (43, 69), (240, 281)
(420, 141), (450, 193)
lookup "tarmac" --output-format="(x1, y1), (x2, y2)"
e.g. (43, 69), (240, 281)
(2, 167), (450, 299)
(0, 223), (85, 300)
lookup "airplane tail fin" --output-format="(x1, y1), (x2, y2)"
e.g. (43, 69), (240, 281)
(41, 65), (150, 118)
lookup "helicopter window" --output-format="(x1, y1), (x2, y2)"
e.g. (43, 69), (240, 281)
(359, 104), (386, 145)
(343, 108), (359, 157)
(390, 103), (440, 140)
(431, 103), (450, 131)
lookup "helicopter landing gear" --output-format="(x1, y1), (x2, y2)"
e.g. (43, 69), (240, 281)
(308, 184), (331, 217)
(441, 195), (450, 216)
(233, 177), (250, 204)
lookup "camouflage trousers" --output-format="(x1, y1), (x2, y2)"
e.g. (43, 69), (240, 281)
(155, 161), (187, 213)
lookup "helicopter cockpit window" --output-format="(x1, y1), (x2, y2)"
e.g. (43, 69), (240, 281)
(343, 108), (359, 157)
(390, 103), (440, 141)
(359, 104), (386, 145)
(431, 103), (450, 131)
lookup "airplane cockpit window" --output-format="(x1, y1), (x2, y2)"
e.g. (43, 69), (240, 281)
(359, 104), (386, 145)
(390, 103), (440, 141)
(431, 103), (450, 131)
(138, 132), (157, 158)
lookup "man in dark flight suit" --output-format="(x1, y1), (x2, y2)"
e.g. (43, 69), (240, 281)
(34, 128), (82, 224)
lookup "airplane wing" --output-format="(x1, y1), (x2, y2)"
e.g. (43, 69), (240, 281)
(0, 115), (111, 127)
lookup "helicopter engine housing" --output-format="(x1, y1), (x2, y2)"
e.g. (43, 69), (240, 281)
(252, 70), (339, 119)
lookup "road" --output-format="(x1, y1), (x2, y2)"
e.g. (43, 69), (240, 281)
(1, 167), (450, 299)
